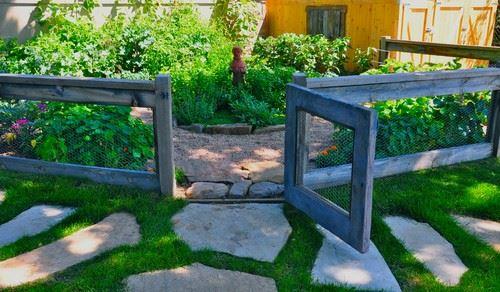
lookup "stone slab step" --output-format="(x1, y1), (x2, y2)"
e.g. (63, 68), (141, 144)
(0, 205), (75, 247)
(384, 216), (468, 286)
(172, 204), (291, 262)
(312, 226), (401, 292)
(125, 263), (277, 292)
(0, 213), (141, 288)
(453, 214), (500, 252)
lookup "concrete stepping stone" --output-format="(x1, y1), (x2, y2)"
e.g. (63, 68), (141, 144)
(453, 215), (500, 252)
(0, 213), (141, 288)
(312, 226), (401, 292)
(384, 216), (468, 286)
(0, 205), (75, 247)
(125, 263), (277, 292)
(172, 204), (291, 262)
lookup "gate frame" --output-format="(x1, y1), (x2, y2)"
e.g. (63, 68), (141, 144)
(0, 74), (175, 195)
(284, 84), (378, 253)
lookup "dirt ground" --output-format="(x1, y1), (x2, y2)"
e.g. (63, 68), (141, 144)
(132, 108), (333, 183)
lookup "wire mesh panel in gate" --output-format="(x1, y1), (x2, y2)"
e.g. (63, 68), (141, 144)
(305, 115), (354, 213)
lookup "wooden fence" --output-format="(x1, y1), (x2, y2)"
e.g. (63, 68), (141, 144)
(292, 68), (500, 189)
(0, 74), (175, 195)
(379, 36), (500, 64)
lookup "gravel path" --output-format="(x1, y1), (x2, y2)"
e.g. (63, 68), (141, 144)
(133, 108), (333, 183)
(174, 117), (333, 183)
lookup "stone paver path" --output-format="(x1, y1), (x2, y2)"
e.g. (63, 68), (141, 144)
(172, 204), (292, 262)
(0, 213), (141, 288)
(125, 263), (277, 292)
(384, 216), (468, 286)
(453, 215), (500, 252)
(0, 205), (75, 247)
(312, 226), (401, 291)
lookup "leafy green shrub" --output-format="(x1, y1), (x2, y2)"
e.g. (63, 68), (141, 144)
(253, 34), (350, 74)
(36, 104), (153, 169)
(316, 59), (492, 167)
(354, 47), (377, 73)
(229, 91), (280, 128)
(244, 65), (295, 112)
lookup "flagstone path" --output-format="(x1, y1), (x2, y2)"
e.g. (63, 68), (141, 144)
(384, 216), (468, 286)
(0, 213), (140, 288)
(125, 263), (277, 292)
(312, 226), (401, 291)
(453, 214), (500, 252)
(2, 200), (496, 290)
(172, 204), (292, 262)
(0, 205), (75, 247)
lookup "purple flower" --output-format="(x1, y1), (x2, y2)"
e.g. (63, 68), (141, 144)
(37, 103), (47, 112)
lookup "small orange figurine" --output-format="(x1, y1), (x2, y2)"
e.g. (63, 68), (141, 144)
(230, 46), (246, 85)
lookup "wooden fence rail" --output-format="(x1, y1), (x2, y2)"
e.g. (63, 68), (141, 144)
(0, 74), (175, 195)
(379, 36), (500, 64)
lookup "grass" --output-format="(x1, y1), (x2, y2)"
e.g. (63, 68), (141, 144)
(0, 158), (498, 291)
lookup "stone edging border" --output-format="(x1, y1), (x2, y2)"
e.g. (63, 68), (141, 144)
(178, 123), (285, 135)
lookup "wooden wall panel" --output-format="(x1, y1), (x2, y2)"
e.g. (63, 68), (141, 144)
(265, 0), (498, 69)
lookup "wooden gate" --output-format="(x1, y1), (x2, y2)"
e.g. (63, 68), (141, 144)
(284, 85), (378, 253)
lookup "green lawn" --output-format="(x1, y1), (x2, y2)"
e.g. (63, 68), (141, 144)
(0, 158), (498, 291)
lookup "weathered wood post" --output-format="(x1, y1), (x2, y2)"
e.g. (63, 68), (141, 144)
(292, 73), (310, 182)
(153, 74), (175, 195)
(379, 36), (390, 65)
(488, 90), (500, 157)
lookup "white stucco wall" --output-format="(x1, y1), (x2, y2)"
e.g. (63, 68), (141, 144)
(0, 0), (217, 41)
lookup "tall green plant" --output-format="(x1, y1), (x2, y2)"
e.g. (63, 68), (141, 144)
(253, 34), (350, 74)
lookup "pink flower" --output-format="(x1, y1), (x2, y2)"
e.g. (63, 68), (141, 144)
(10, 123), (21, 132)
(16, 119), (29, 126)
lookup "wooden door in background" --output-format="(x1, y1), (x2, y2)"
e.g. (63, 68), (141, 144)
(430, 0), (466, 64)
(463, 0), (498, 66)
(399, 0), (435, 64)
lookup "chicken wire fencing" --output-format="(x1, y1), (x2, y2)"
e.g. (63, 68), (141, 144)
(0, 100), (155, 172)
(307, 90), (493, 169)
